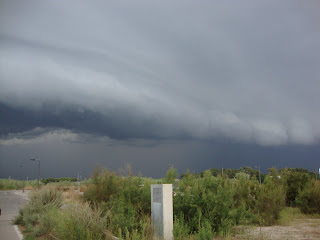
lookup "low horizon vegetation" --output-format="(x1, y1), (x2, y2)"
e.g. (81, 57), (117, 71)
(0, 179), (40, 190)
(12, 166), (320, 239)
(0, 177), (92, 191)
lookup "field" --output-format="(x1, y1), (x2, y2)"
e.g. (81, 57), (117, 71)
(235, 218), (320, 240)
(232, 208), (320, 240)
(7, 166), (320, 239)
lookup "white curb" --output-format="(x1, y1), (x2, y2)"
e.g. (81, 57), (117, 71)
(14, 225), (24, 240)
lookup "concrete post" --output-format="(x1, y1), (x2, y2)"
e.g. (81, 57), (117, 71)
(77, 171), (80, 192)
(151, 184), (173, 240)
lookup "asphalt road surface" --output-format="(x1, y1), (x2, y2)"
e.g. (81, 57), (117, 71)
(0, 191), (27, 240)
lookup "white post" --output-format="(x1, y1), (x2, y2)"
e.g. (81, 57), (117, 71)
(77, 171), (80, 192)
(151, 184), (173, 240)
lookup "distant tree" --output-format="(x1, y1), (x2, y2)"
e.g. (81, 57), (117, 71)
(224, 168), (238, 178)
(296, 180), (320, 214)
(165, 166), (178, 184)
(210, 168), (220, 177)
(180, 169), (200, 179)
(255, 174), (286, 225)
(280, 168), (312, 206)
(243, 166), (254, 177)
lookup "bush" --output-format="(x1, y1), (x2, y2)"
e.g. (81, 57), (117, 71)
(41, 177), (77, 184)
(277, 207), (305, 225)
(296, 180), (320, 214)
(50, 202), (107, 240)
(174, 170), (237, 236)
(173, 214), (191, 239)
(84, 168), (152, 238)
(13, 187), (62, 233)
(254, 175), (286, 225)
(164, 166), (178, 184)
(280, 169), (312, 206)
(233, 173), (258, 211)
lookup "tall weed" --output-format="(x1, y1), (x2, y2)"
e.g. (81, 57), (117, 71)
(84, 168), (152, 238)
(14, 186), (63, 238)
(50, 202), (107, 240)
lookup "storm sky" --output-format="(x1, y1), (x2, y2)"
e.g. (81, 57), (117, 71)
(1, 0), (320, 179)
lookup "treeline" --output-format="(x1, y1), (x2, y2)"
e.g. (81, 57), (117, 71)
(182, 166), (318, 183)
(40, 177), (77, 184)
(203, 167), (318, 208)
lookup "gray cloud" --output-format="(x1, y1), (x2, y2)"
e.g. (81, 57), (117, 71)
(1, 0), (320, 146)
(1, 129), (320, 179)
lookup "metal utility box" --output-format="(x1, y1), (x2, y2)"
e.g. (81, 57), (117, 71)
(151, 184), (173, 240)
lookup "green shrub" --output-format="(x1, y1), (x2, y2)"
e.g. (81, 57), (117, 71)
(254, 175), (286, 225)
(164, 166), (178, 184)
(233, 173), (258, 212)
(84, 168), (152, 238)
(41, 177), (77, 184)
(173, 214), (192, 239)
(174, 170), (236, 236)
(296, 180), (320, 214)
(198, 220), (215, 240)
(24, 235), (35, 240)
(14, 187), (62, 233)
(277, 207), (305, 225)
(280, 169), (312, 206)
(50, 202), (107, 240)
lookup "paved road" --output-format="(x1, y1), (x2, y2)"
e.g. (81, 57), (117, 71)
(0, 191), (28, 240)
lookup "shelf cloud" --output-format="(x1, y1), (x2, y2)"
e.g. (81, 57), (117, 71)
(1, 0), (320, 147)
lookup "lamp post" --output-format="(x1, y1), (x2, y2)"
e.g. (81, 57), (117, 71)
(254, 165), (261, 185)
(258, 166), (261, 185)
(19, 165), (24, 192)
(30, 158), (40, 189)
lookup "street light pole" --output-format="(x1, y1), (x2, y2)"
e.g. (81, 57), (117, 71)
(19, 165), (24, 192)
(255, 165), (262, 185)
(30, 158), (40, 189)
(259, 166), (261, 185)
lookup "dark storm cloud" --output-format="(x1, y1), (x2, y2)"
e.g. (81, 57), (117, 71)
(1, 0), (320, 146)
(0, 102), (163, 140)
(1, 135), (320, 179)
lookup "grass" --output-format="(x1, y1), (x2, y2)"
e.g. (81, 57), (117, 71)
(0, 178), (40, 190)
(13, 187), (63, 237)
(231, 207), (320, 240)
(14, 186), (118, 240)
(277, 207), (306, 226)
(50, 202), (108, 240)
(0, 178), (92, 191)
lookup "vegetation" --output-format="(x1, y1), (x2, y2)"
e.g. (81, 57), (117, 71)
(0, 178), (40, 190)
(12, 166), (320, 239)
(13, 187), (63, 236)
(0, 177), (91, 191)
(296, 180), (320, 214)
(41, 177), (77, 184)
(83, 167), (154, 239)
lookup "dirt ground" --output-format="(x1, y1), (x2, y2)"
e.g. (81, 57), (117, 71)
(231, 218), (320, 240)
